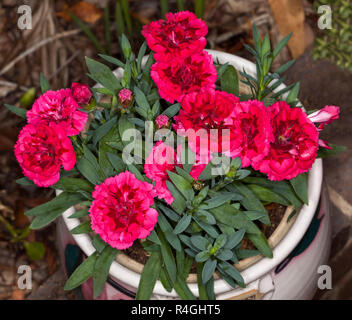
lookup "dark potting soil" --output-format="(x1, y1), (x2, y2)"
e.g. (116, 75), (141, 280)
(123, 203), (287, 266)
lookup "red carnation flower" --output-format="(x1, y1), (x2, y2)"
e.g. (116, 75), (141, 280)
(27, 89), (88, 136)
(256, 101), (319, 181)
(14, 123), (76, 187)
(89, 172), (158, 250)
(151, 51), (217, 103)
(228, 100), (274, 167)
(174, 88), (239, 155)
(142, 11), (208, 61)
(72, 82), (92, 105)
(145, 142), (179, 205)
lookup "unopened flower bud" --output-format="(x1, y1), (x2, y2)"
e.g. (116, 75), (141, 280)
(118, 88), (133, 108)
(72, 83), (92, 105)
(155, 114), (170, 129)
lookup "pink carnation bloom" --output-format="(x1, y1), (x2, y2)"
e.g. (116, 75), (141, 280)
(308, 105), (340, 149)
(142, 11), (208, 61)
(151, 51), (217, 103)
(27, 89), (88, 136)
(256, 101), (319, 181)
(72, 82), (92, 105)
(118, 88), (133, 108)
(174, 88), (239, 155)
(14, 123), (76, 187)
(155, 114), (170, 129)
(145, 142), (179, 205)
(89, 172), (158, 250)
(229, 100), (274, 168)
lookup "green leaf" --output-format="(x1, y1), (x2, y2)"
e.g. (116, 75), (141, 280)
(165, 181), (186, 214)
(202, 259), (217, 284)
(173, 275), (196, 300)
(158, 230), (177, 283)
(134, 86), (151, 118)
(118, 114), (136, 146)
(93, 246), (118, 298)
(173, 215), (192, 234)
(23, 241), (45, 261)
(54, 178), (93, 194)
(69, 12), (105, 54)
(243, 177), (302, 209)
(26, 192), (83, 217)
(107, 153), (126, 173)
(228, 182), (270, 225)
(98, 54), (124, 68)
(247, 232), (273, 258)
(64, 252), (98, 291)
(162, 103), (181, 118)
(68, 209), (89, 219)
(77, 145), (104, 185)
(210, 204), (261, 235)
(197, 263), (209, 300)
(137, 41), (147, 73)
(92, 234), (107, 253)
(160, 267), (173, 293)
(147, 230), (161, 245)
(5, 104), (27, 118)
(224, 229), (246, 249)
(275, 60), (295, 75)
(195, 251), (211, 263)
(120, 34), (132, 59)
(252, 24), (262, 53)
(247, 184), (290, 206)
(273, 33), (292, 57)
(93, 117), (117, 146)
(216, 249), (233, 261)
(214, 234), (227, 250)
(70, 221), (92, 235)
(219, 261), (245, 287)
(192, 217), (220, 238)
(99, 126), (122, 178)
(195, 209), (216, 225)
(40, 73), (50, 93)
(191, 235), (210, 251)
(175, 167), (194, 184)
(85, 57), (120, 94)
(16, 177), (34, 186)
(290, 173), (308, 204)
(167, 171), (194, 201)
(115, 0), (125, 37)
(202, 193), (242, 210)
(164, 230), (182, 252)
(158, 203), (180, 222)
(286, 82), (300, 104)
(221, 65), (239, 96)
(317, 144), (347, 158)
(178, 143), (195, 174)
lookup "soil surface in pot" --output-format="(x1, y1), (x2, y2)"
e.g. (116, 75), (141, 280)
(124, 203), (287, 268)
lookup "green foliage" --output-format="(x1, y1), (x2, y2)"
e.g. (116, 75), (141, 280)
(313, 0), (352, 71)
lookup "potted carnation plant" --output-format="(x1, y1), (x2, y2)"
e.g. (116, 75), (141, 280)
(9, 11), (343, 300)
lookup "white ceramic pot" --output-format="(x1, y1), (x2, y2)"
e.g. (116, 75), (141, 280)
(57, 51), (331, 300)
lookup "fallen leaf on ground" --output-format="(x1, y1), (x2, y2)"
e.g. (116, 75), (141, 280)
(268, 0), (306, 59)
(11, 289), (25, 300)
(57, 1), (103, 24)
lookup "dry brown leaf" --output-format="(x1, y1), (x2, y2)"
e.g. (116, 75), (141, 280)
(268, 0), (306, 59)
(57, 1), (103, 24)
(11, 289), (25, 300)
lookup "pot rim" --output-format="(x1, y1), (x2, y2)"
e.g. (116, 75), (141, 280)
(60, 50), (323, 297)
